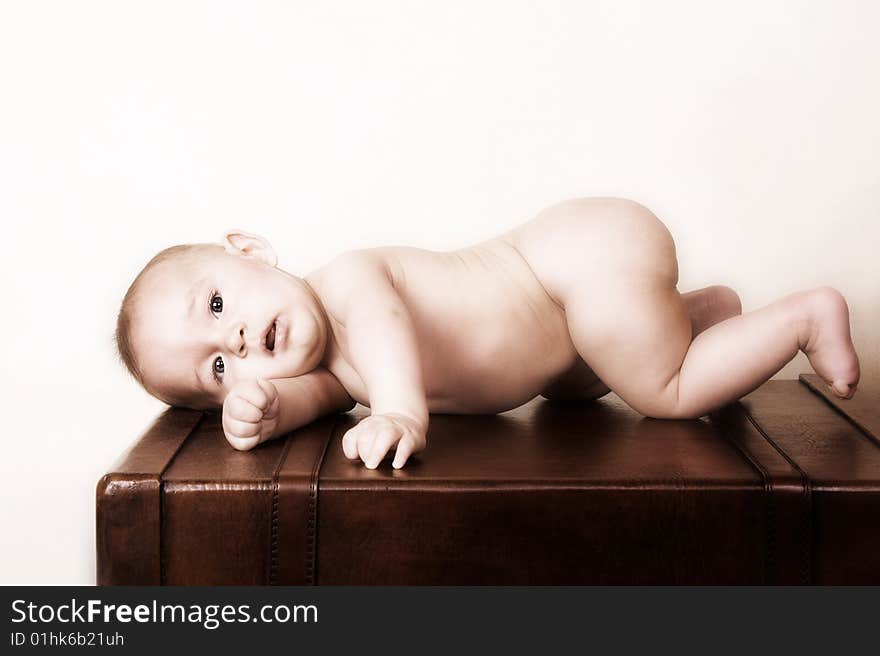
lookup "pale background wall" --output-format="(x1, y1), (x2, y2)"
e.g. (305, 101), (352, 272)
(1, 0), (877, 584)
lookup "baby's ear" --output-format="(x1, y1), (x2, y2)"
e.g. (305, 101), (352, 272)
(222, 230), (278, 267)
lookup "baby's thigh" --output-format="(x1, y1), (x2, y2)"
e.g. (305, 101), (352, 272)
(564, 273), (692, 418)
(512, 196), (694, 414)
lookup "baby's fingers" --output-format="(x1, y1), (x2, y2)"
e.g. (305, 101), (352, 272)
(392, 434), (420, 469)
(226, 396), (263, 423)
(231, 378), (271, 412)
(222, 413), (260, 438)
(223, 417), (262, 451)
(356, 425), (387, 465)
(225, 433), (262, 451)
(365, 428), (400, 470)
(255, 378), (279, 411)
(342, 426), (361, 460)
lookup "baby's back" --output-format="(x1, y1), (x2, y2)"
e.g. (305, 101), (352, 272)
(380, 238), (577, 413)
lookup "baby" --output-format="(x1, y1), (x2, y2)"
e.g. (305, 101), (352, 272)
(115, 197), (861, 469)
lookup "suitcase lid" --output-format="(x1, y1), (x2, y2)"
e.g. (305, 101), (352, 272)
(157, 374), (880, 490)
(99, 375), (880, 585)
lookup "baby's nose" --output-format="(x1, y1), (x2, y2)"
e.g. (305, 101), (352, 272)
(227, 322), (248, 357)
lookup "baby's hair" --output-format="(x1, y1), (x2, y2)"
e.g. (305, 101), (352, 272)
(115, 243), (219, 407)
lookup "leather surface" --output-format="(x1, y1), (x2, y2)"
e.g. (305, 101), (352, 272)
(96, 408), (201, 585)
(710, 402), (810, 584)
(800, 373), (880, 449)
(743, 376), (880, 584)
(318, 401), (766, 584)
(160, 416), (288, 585)
(96, 376), (880, 585)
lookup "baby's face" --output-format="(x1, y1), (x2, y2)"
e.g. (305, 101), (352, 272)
(131, 247), (327, 408)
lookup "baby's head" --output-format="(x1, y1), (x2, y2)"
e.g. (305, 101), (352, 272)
(116, 231), (328, 410)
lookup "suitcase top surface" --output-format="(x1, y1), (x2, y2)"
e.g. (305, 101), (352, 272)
(142, 375), (880, 490)
(98, 374), (880, 586)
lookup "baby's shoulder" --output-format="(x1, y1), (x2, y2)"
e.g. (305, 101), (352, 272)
(306, 247), (411, 313)
(311, 245), (443, 287)
(309, 247), (404, 286)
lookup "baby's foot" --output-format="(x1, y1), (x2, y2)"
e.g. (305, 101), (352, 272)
(799, 288), (861, 399)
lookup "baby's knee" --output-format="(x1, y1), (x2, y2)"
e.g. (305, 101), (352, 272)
(624, 371), (708, 420)
(708, 285), (743, 318)
(642, 402), (706, 421)
(636, 395), (705, 420)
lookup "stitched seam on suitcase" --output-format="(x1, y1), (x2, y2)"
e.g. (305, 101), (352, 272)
(718, 418), (775, 584)
(306, 418), (337, 586)
(799, 375), (880, 449)
(158, 412), (206, 586)
(744, 410), (813, 585)
(269, 436), (295, 586)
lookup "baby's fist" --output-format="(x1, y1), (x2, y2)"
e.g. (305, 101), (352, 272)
(222, 378), (280, 451)
(342, 413), (426, 469)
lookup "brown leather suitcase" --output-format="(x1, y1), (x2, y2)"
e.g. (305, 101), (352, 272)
(96, 374), (880, 585)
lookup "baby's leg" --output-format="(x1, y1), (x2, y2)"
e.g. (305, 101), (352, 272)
(676, 287), (859, 409)
(565, 232), (859, 418)
(542, 285), (742, 402)
(515, 197), (858, 416)
(568, 277), (860, 418)
(684, 285), (742, 337)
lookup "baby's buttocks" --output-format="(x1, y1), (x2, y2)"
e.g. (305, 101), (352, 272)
(387, 241), (578, 413)
(504, 197), (650, 306)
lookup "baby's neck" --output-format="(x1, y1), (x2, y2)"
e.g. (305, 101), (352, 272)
(302, 274), (335, 370)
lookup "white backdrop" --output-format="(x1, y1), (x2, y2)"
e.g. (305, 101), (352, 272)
(1, 1), (877, 584)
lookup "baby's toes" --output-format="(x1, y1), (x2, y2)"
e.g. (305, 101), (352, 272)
(831, 379), (858, 400)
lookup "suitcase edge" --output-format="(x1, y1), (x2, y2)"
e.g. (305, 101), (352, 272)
(96, 408), (204, 585)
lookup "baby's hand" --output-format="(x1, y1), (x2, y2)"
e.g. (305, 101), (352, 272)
(342, 413), (426, 469)
(222, 378), (280, 451)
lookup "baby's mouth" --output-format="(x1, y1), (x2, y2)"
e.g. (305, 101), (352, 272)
(265, 321), (276, 352)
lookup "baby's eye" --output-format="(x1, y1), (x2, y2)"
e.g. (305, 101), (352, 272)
(212, 356), (225, 382)
(210, 292), (223, 316)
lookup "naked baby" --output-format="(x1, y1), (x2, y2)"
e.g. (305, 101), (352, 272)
(116, 197), (861, 469)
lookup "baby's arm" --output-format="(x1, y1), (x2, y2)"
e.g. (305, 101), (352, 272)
(222, 369), (354, 450)
(319, 253), (428, 469)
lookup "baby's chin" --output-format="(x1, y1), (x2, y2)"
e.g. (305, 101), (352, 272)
(284, 319), (327, 374)
(282, 346), (324, 378)
(256, 346), (320, 381)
